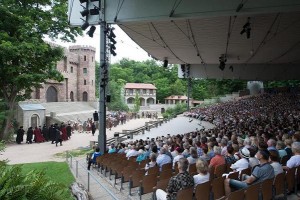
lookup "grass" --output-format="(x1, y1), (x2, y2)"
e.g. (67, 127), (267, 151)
(18, 162), (75, 200)
(54, 147), (92, 158)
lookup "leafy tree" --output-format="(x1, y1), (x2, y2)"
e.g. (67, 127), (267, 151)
(107, 80), (128, 111)
(133, 93), (140, 112)
(0, 0), (81, 140)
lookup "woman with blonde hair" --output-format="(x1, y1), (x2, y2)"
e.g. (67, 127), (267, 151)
(193, 158), (210, 187)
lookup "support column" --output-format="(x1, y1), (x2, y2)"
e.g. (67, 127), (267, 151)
(187, 64), (191, 112)
(98, 21), (107, 154)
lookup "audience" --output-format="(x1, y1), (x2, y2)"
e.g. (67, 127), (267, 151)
(193, 158), (210, 187)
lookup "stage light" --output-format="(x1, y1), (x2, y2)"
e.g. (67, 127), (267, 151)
(163, 59), (168, 68)
(90, 7), (99, 15)
(80, 9), (89, 17)
(219, 54), (227, 71)
(229, 65), (233, 72)
(79, 0), (87, 3)
(108, 36), (116, 44)
(240, 17), (251, 39)
(87, 26), (96, 37)
(81, 21), (89, 30)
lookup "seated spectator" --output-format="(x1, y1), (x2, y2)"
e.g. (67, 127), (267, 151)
(230, 147), (250, 173)
(156, 158), (194, 200)
(193, 158), (210, 187)
(276, 140), (287, 159)
(284, 138), (293, 159)
(199, 146), (210, 162)
(157, 147), (172, 170)
(187, 147), (198, 165)
(224, 149), (275, 197)
(108, 143), (116, 153)
(267, 139), (278, 152)
(87, 147), (102, 170)
(126, 145), (139, 158)
(248, 147), (259, 168)
(284, 142), (300, 170)
(269, 150), (283, 176)
(145, 153), (157, 174)
(209, 146), (225, 169)
(173, 147), (184, 168)
(136, 149), (147, 162)
(224, 145), (236, 165)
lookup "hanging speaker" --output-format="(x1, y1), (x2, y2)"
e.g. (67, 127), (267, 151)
(93, 112), (99, 121)
(163, 59), (168, 68)
(106, 95), (111, 102)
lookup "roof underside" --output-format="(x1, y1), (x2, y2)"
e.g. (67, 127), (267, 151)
(105, 0), (300, 80)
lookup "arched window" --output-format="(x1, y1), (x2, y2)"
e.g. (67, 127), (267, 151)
(46, 86), (58, 102)
(83, 92), (88, 101)
(84, 80), (87, 85)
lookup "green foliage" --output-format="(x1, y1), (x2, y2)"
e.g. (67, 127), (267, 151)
(264, 80), (300, 88)
(0, 161), (74, 200)
(0, 0), (81, 140)
(133, 93), (140, 112)
(162, 104), (187, 118)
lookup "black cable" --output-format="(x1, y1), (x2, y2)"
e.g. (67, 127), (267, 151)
(114, 0), (125, 22)
(187, 19), (205, 64)
(268, 40), (300, 63)
(169, 0), (183, 17)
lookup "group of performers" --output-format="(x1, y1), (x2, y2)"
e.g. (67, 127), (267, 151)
(16, 123), (73, 146)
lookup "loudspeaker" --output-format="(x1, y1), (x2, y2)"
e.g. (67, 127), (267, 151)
(163, 59), (168, 68)
(106, 95), (111, 103)
(93, 112), (99, 121)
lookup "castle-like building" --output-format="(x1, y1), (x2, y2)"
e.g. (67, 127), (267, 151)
(30, 45), (96, 102)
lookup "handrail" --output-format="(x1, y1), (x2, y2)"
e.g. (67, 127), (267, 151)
(66, 152), (119, 200)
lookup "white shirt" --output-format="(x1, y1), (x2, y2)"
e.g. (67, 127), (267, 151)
(173, 154), (184, 168)
(230, 158), (249, 171)
(187, 156), (197, 165)
(270, 162), (283, 176)
(126, 149), (139, 158)
(287, 155), (300, 169)
(193, 173), (210, 187)
(249, 157), (260, 168)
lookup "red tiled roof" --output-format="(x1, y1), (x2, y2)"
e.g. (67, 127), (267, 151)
(125, 83), (156, 89)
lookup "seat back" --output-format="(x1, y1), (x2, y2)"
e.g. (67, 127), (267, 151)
(227, 189), (245, 200)
(211, 176), (225, 200)
(209, 166), (215, 181)
(239, 167), (251, 180)
(159, 169), (173, 180)
(195, 181), (211, 200)
(140, 173), (158, 195)
(273, 173), (285, 196)
(153, 178), (170, 192)
(215, 164), (226, 178)
(161, 163), (172, 171)
(285, 167), (296, 192)
(131, 169), (145, 188)
(148, 165), (159, 176)
(176, 187), (193, 200)
(244, 183), (260, 200)
(174, 162), (179, 174)
(188, 163), (197, 175)
(228, 171), (239, 180)
(261, 178), (274, 200)
(280, 155), (289, 166)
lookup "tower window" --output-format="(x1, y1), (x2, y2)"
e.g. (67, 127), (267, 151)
(92, 57), (94, 62)
(84, 80), (87, 85)
(70, 67), (73, 73)
(84, 55), (86, 61)
(83, 68), (87, 74)
(92, 80), (93, 85)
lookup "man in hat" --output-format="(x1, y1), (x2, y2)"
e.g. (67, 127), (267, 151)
(224, 149), (274, 197)
(230, 147), (250, 172)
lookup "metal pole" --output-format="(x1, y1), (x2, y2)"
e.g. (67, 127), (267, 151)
(76, 160), (78, 178)
(98, 20), (107, 154)
(87, 172), (90, 192)
(186, 64), (191, 111)
(70, 156), (73, 168)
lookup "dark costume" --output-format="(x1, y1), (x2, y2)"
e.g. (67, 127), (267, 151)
(66, 124), (72, 139)
(55, 125), (62, 146)
(91, 123), (96, 136)
(42, 124), (49, 141)
(26, 127), (33, 144)
(60, 124), (68, 141)
(16, 127), (25, 144)
(49, 125), (55, 144)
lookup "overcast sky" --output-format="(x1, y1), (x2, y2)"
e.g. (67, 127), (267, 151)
(48, 25), (151, 64)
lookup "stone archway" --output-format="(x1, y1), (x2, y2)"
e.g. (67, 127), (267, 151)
(46, 86), (58, 102)
(147, 97), (155, 105)
(140, 97), (145, 106)
(31, 114), (39, 128)
(70, 91), (74, 102)
(127, 97), (134, 104)
(83, 91), (88, 102)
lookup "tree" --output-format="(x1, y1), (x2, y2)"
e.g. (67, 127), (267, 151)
(0, 0), (81, 140)
(133, 93), (140, 112)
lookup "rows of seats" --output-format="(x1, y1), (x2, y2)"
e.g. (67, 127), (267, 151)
(95, 152), (300, 200)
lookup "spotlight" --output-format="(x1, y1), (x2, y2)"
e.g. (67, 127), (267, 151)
(87, 26), (96, 37)
(79, 0), (87, 3)
(109, 29), (116, 38)
(80, 9), (89, 17)
(90, 7), (99, 15)
(163, 59), (168, 68)
(81, 21), (89, 30)
(229, 65), (233, 72)
(108, 36), (116, 44)
(240, 17), (251, 39)
(219, 62), (225, 71)
(219, 54), (227, 71)
(110, 48), (117, 56)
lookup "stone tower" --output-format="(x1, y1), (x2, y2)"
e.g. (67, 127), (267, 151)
(30, 45), (96, 102)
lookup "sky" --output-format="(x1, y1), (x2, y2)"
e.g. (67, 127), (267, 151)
(47, 25), (151, 64)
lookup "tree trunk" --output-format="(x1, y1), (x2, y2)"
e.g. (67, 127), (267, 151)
(1, 102), (15, 141)
(70, 182), (90, 200)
